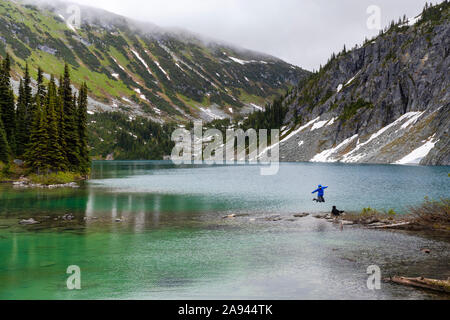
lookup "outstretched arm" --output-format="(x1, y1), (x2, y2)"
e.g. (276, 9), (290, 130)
(323, 186), (328, 189)
(312, 189), (318, 194)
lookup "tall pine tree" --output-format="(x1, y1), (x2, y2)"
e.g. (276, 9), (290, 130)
(44, 76), (67, 172)
(61, 64), (80, 170)
(0, 55), (16, 154)
(0, 113), (10, 164)
(36, 67), (46, 103)
(77, 82), (90, 174)
(12, 64), (90, 175)
(56, 74), (67, 166)
(15, 79), (27, 157)
(24, 91), (49, 174)
(16, 63), (33, 158)
(23, 64), (34, 136)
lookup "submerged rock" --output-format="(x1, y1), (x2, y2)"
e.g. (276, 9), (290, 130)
(294, 213), (310, 218)
(313, 214), (330, 219)
(62, 214), (75, 221)
(265, 215), (282, 222)
(19, 218), (40, 225)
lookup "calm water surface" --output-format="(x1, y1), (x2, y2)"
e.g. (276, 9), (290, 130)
(0, 161), (449, 300)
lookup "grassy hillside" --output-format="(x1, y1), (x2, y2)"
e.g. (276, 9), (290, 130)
(0, 0), (309, 122)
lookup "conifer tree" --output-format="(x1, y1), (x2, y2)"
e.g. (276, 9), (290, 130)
(16, 64), (34, 157)
(0, 55), (16, 154)
(15, 80), (27, 157)
(24, 93), (49, 174)
(0, 115), (10, 164)
(23, 64), (34, 132)
(11, 63), (90, 175)
(56, 74), (66, 163)
(77, 82), (90, 174)
(44, 76), (66, 172)
(61, 64), (80, 170)
(36, 67), (46, 103)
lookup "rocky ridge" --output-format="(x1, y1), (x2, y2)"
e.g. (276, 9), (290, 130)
(278, 2), (449, 165)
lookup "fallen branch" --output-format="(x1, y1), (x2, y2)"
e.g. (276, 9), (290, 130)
(388, 276), (450, 293)
(367, 222), (411, 229)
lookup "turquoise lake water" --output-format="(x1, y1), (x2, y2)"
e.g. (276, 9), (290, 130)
(0, 161), (449, 300)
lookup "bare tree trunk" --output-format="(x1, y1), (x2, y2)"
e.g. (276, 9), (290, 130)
(388, 276), (450, 293)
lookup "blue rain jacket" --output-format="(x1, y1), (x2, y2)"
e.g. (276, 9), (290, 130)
(312, 185), (328, 197)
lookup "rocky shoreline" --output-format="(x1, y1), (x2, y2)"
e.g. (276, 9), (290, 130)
(10, 177), (80, 189)
(12, 207), (449, 236)
(221, 210), (449, 236)
(313, 213), (413, 229)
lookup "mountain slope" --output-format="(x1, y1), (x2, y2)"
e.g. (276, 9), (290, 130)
(278, 1), (449, 166)
(0, 0), (309, 122)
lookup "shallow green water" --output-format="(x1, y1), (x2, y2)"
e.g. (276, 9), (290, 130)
(0, 161), (449, 300)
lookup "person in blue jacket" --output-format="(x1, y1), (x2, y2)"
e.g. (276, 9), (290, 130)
(312, 185), (328, 203)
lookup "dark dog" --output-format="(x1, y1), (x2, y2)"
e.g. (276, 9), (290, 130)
(332, 206), (345, 217)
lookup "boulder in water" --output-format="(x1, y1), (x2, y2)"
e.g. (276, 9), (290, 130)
(62, 214), (75, 221)
(265, 215), (282, 222)
(19, 218), (39, 225)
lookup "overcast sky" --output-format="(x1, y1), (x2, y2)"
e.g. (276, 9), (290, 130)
(60, 0), (436, 70)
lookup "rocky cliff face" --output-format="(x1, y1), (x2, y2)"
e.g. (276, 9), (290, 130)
(279, 1), (449, 165)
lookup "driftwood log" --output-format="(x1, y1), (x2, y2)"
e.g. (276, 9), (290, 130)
(367, 222), (411, 229)
(388, 276), (450, 293)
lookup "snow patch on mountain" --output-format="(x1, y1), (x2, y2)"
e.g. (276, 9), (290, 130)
(311, 120), (329, 131)
(284, 117), (320, 141)
(311, 135), (358, 162)
(200, 107), (224, 121)
(154, 60), (171, 81)
(228, 56), (268, 65)
(400, 111), (425, 129)
(395, 136), (437, 165)
(132, 49), (154, 77)
(341, 112), (423, 162)
(345, 71), (361, 86)
(112, 57), (126, 71)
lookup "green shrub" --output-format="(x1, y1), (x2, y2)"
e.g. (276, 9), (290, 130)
(361, 207), (380, 216)
(28, 172), (81, 185)
(387, 209), (397, 216)
(1, 162), (10, 176)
